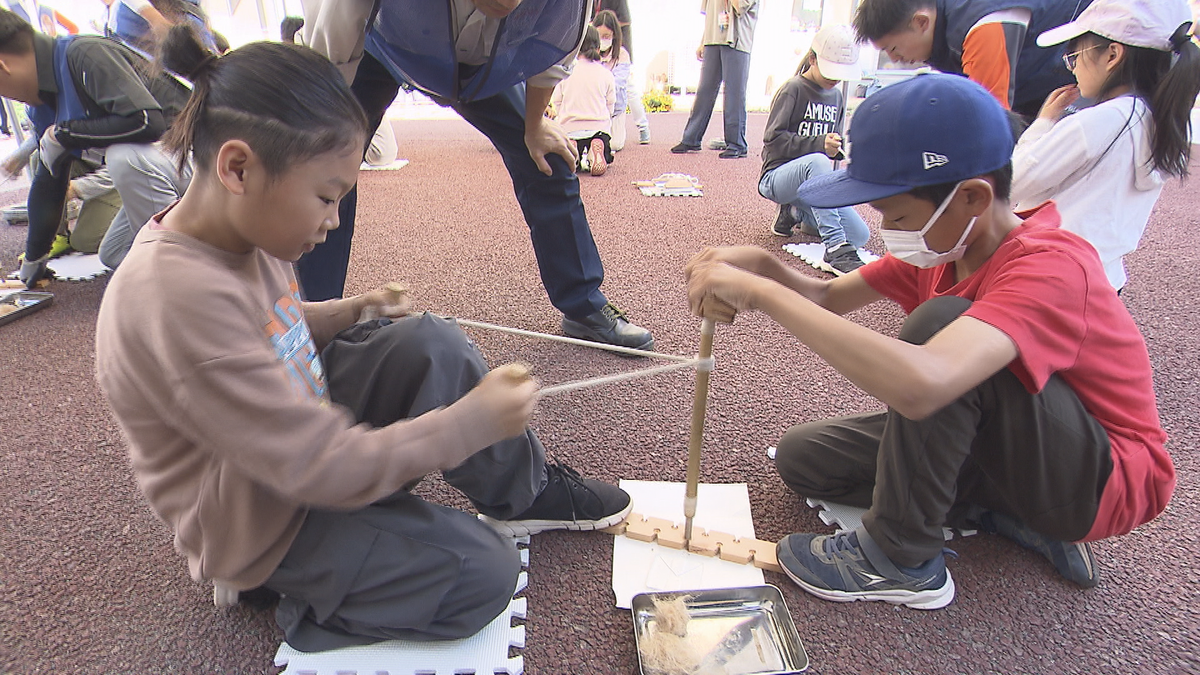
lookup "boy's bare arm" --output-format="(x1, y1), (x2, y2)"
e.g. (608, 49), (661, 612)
(685, 246), (883, 315)
(755, 289), (1017, 419)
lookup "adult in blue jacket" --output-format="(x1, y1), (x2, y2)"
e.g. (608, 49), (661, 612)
(298, 0), (654, 350)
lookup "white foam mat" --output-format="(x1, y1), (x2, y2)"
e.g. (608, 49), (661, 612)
(274, 536), (530, 675)
(4, 253), (110, 282)
(804, 498), (974, 541)
(782, 242), (880, 276)
(361, 159), (410, 171)
(47, 253), (110, 281)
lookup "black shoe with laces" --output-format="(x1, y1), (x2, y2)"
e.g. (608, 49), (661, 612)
(823, 243), (866, 275)
(771, 204), (797, 236)
(480, 463), (633, 536)
(671, 142), (701, 154)
(562, 302), (655, 351)
(718, 148), (747, 159)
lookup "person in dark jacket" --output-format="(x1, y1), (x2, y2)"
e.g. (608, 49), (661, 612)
(0, 8), (190, 286)
(852, 0), (1093, 116)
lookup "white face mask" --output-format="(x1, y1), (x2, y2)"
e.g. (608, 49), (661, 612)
(880, 181), (976, 268)
(599, 38), (613, 52)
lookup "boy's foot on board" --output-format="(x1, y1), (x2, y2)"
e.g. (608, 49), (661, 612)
(777, 528), (956, 610)
(480, 462), (633, 536)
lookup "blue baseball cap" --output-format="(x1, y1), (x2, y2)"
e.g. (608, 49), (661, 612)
(796, 73), (1014, 208)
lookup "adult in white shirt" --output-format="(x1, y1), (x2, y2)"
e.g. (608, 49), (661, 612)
(1011, 0), (1198, 291)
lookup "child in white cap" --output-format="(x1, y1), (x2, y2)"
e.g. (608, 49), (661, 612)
(759, 24), (868, 274)
(1011, 0), (1199, 292)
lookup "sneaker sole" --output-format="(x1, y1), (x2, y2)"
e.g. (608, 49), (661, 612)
(478, 500), (633, 537)
(771, 224), (794, 237)
(781, 562), (956, 610)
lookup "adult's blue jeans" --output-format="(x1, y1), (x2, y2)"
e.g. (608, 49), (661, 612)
(758, 152), (869, 250)
(680, 45), (750, 154)
(296, 53), (608, 321)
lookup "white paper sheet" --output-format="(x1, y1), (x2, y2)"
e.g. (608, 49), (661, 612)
(612, 480), (765, 609)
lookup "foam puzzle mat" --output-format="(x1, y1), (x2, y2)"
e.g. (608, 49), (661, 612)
(632, 173), (703, 197)
(361, 159), (410, 171)
(274, 536), (530, 675)
(782, 242), (881, 276)
(4, 253), (109, 282)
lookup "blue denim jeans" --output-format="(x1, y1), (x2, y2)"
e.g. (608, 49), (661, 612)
(295, 53), (608, 320)
(681, 45), (750, 154)
(758, 153), (869, 249)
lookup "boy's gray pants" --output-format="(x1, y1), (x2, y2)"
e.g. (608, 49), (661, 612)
(774, 296), (1113, 568)
(265, 314), (547, 652)
(97, 143), (192, 269)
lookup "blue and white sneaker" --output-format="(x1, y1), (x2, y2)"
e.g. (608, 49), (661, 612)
(980, 511), (1099, 588)
(777, 528), (955, 610)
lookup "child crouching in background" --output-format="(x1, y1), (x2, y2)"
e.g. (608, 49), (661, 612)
(551, 25), (616, 176)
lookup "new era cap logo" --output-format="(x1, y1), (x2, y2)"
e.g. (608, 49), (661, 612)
(923, 152), (949, 170)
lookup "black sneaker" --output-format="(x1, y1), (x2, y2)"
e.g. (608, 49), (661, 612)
(480, 462), (633, 536)
(718, 148), (747, 159)
(771, 204), (797, 236)
(671, 142), (701, 154)
(561, 302), (655, 352)
(980, 511), (1099, 588)
(823, 243), (866, 275)
(777, 528), (956, 610)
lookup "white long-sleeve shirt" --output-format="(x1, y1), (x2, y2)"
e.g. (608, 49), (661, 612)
(1011, 96), (1165, 290)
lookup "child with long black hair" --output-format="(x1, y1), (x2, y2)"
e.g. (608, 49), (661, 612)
(95, 25), (631, 652)
(1012, 0), (1199, 291)
(759, 24), (869, 274)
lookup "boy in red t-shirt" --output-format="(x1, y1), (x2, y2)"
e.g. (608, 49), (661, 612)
(685, 73), (1172, 610)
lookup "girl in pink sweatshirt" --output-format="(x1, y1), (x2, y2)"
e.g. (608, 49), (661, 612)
(551, 26), (616, 176)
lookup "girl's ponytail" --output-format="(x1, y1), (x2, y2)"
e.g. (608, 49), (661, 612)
(160, 23), (217, 174)
(1148, 22), (1199, 177)
(156, 29), (367, 179)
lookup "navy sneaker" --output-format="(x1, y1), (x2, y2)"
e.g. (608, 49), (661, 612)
(823, 243), (866, 275)
(480, 462), (633, 537)
(777, 528), (956, 610)
(980, 511), (1099, 588)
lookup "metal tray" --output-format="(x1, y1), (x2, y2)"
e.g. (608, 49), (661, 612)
(632, 585), (808, 675)
(0, 291), (53, 327)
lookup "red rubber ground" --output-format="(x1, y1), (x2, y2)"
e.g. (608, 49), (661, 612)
(1, 112), (1197, 674)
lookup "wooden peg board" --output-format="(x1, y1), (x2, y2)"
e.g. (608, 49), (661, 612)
(602, 512), (782, 573)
